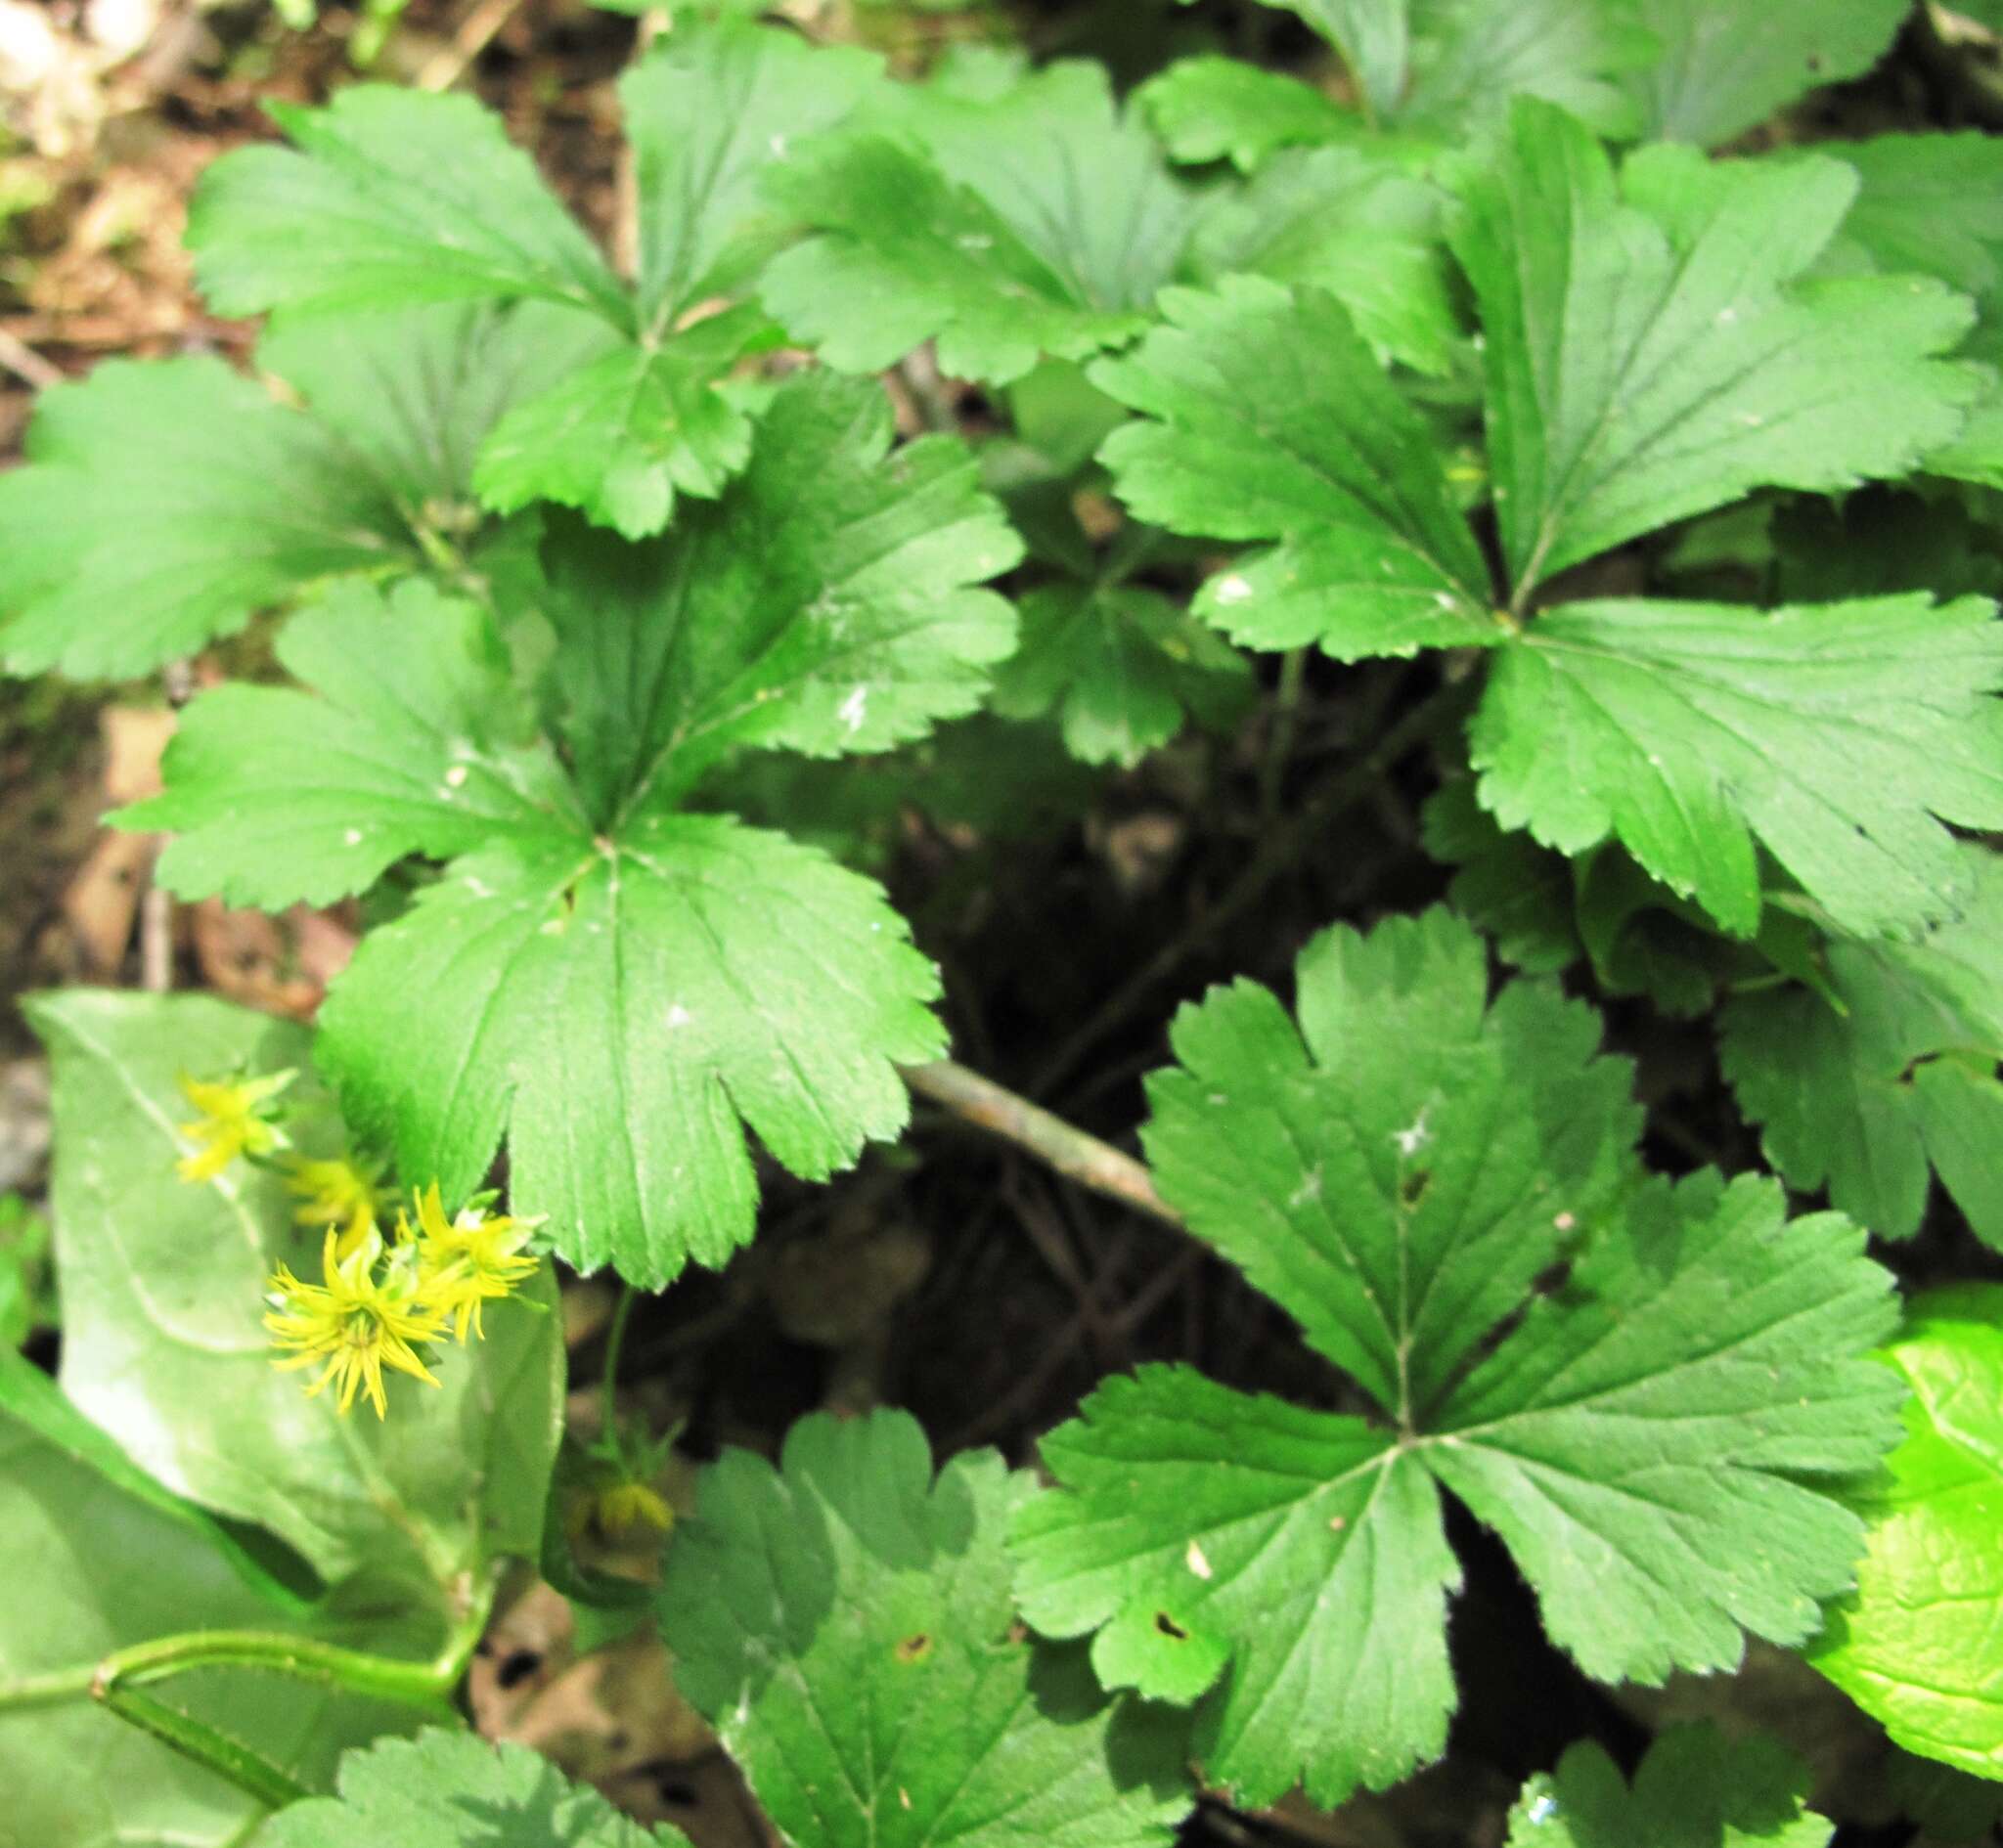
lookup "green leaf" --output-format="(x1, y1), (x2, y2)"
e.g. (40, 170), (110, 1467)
(622, 20), (881, 324)
(1468, 595), (2003, 940)
(1420, 779), (1581, 975)
(1628, 0), (1910, 147)
(1401, 0), (1653, 139)
(1012, 910), (1903, 1807)
(1826, 133), (2003, 308)
(1091, 278), (1495, 658)
(1189, 147), (1462, 375)
(990, 581), (1252, 768)
(1453, 100), (1981, 604)
(1271, 0), (1410, 118)
(469, 304), (773, 541)
(22, 990), (563, 1600)
(657, 1408), (1193, 1847)
(762, 64), (1197, 383)
(261, 1729), (692, 1846)
(188, 85), (627, 325)
(1506, 1727), (1834, 1847)
(0, 356), (410, 679)
(122, 579), (581, 911)
(1722, 847), (2003, 1246)
(1138, 58), (1362, 171)
(0, 1354), (397, 1848)
(1810, 1285), (2003, 1782)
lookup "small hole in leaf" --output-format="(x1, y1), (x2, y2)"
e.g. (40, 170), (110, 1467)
(1155, 1611), (1189, 1641)
(895, 1633), (933, 1663)
(1399, 1167), (1431, 1209)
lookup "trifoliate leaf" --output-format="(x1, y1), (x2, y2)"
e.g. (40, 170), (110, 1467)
(320, 814), (944, 1288)
(1453, 100), (1981, 605)
(762, 64), (1197, 383)
(470, 304), (773, 540)
(991, 581), (1252, 768)
(1401, 0), (1653, 139)
(1012, 910), (1903, 1807)
(1139, 58), (1361, 171)
(1468, 595), (2003, 940)
(23, 990), (562, 1596)
(1810, 1285), (2003, 1782)
(261, 1730), (691, 1847)
(1722, 846), (2003, 1247)
(1506, 1727), (1834, 1847)
(0, 356), (410, 679)
(1189, 147), (1461, 374)
(1091, 278), (1495, 658)
(622, 20), (880, 325)
(658, 1409), (1193, 1848)
(120, 579), (580, 910)
(1426, 1168), (1902, 1686)
(1627, 0), (1910, 148)
(188, 85), (627, 325)
(0, 1354), (396, 1848)
(260, 299), (622, 522)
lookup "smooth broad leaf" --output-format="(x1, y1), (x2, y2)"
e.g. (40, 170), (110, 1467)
(261, 1729), (692, 1846)
(1189, 147), (1462, 375)
(23, 990), (563, 1599)
(1722, 846), (2003, 1247)
(540, 370), (1021, 821)
(0, 356), (410, 679)
(1091, 279), (1496, 658)
(1506, 1727), (1834, 1847)
(1400, 0), (1654, 139)
(1010, 1365), (1459, 1808)
(1427, 1169), (1904, 1687)
(1468, 595), (2003, 940)
(1138, 58), (1363, 171)
(622, 20), (880, 325)
(188, 84), (627, 326)
(1453, 100), (1981, 605)
(1139, 906), (1640, 1423)
(122, 579), (581, 911)
(990, 581), (1252, 768)
(657, 1408), (1193, 1847)
(470, 304), (774, 540)
(319, 815), (946, 1289)
(1626, 0), (1910, 147)
(1810, 1285), (2003, 1782)
(0, 1355), (401, 1848)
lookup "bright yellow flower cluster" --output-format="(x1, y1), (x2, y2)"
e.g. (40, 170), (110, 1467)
(175, 1071), (295, 1182)
(262, 1186), (542, 1419)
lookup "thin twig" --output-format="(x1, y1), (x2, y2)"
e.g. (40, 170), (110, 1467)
(416, 0), (526, 91)
(900, 1060), (1182, 1230)
(0, 328), (62, 392)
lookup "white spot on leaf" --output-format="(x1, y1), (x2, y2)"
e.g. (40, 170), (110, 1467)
(838, 684), (869, 734)
(1185, 1539), (1214, 1580)
(1214, 574), (1253, 606)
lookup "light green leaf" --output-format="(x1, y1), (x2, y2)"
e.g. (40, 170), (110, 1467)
(1190, 147), (1462, 374)
(1402, 0), (1654, 138)
(121, 579), (580, 911)
(1010, 1366), (1458, 1807)
(991, 581), (1251, 768)
(261, 1729), (692, 1846)
(1138, 58), (1362, 171)
(188, 85), (627, 325)
(1012, 911), (1903, 1808)
(1453, 100), (1981, 604)
(470, 304), (773, 540)
(624, 20), (880, 324)
(0, 1354), (401, 1848)
(0, 356), (410, 679)
(1278, 0), (1410, 117)
(657, 1408), (1193, 1847)
(1427, 1169), (1903, 1686)
(1506, 1727), (1834, 1847)
(320, 816), (945, 1289)
(23, 990), (563, 1599)
(1628, 0), (1910, 147)
(1826, 132), (2003, 306)
(1468, 595), (2003, 940)
(1810, 1285), (2003, 1782)
(1091, 278), (1495, 658)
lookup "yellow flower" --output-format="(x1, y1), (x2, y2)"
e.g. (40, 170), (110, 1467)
(281, 1152), (385, 1259)
(175, 1070), (295, 1183)
(593, 1477), (674, 1540)
(264, 1228), (446, 1419)
(405, 1181), (540, 1342)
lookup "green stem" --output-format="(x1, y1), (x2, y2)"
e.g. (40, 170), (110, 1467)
(601, 1284), (638, 1444)
(97, 1683), (307, 1812)
(1260, 647), (1309, 824)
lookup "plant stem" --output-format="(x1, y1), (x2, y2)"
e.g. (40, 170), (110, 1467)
(1259, 646), (1309, 824)
(601, 1283), (638, 1441)
(96, 1683), (307, 1812)
(900, 1061), (1183, 1230)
